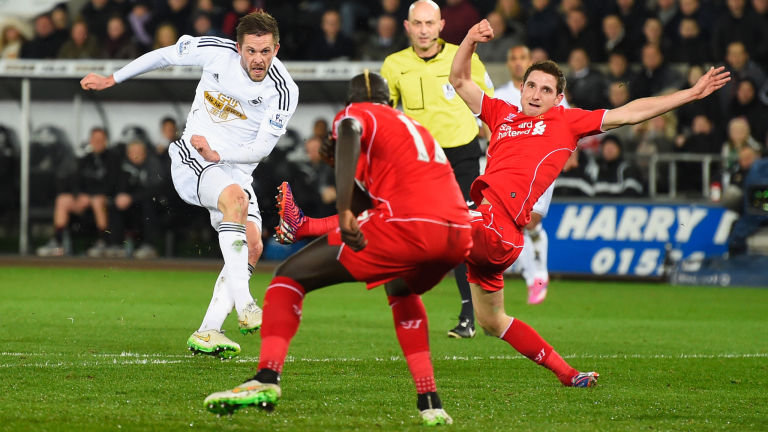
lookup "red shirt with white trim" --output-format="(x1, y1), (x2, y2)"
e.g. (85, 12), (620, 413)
(472, 93), (606, 227)
(333, 102), (468, 223)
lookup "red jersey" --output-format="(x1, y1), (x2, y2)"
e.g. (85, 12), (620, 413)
(333, 102), (468, 223)
(472, 93), (606, 227)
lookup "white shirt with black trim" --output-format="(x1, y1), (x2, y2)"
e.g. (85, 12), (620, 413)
(113, 35), (299, 183)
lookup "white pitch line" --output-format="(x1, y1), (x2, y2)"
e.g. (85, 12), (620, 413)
(1, 352), (766, 369)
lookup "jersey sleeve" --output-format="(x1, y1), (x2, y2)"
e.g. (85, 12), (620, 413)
(379, 57), (400, 108)
(564, 107), (607, 138)
(479, 93), (513, 132)
(470, 53), (494, 97)
(113, 35), (230, 83)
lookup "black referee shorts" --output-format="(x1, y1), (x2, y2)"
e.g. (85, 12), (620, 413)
(443, 137), (482, 207)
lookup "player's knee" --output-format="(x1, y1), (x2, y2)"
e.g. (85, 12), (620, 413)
(475, 313), (505, 337)
(219, 186), (248, 221)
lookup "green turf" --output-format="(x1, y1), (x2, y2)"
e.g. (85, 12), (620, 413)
(1, 266), (766, 431)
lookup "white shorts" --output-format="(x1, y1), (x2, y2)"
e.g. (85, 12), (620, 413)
(532, 183), (554, 217)
(168, 139), (262, 230)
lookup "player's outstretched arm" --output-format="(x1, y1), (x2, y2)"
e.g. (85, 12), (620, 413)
(602, 66), (730, 130)
(80, 73), (116, 91)
(335, 118), (367, 251)
(449, 19), (494, 115)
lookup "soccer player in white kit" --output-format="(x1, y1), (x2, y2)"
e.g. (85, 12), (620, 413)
(80, 11), (299, 357)
(494, 44), (564, 304)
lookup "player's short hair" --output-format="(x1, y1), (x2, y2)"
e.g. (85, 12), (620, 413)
(347, 70), (390, 106)
(236, 10), (279, 46)
(522, 60), (566, 95)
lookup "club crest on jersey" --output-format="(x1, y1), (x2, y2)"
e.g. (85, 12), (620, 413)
(442, 83), (456, 100)
(248, 96), (263, 106)
(203, 91), (247, 122)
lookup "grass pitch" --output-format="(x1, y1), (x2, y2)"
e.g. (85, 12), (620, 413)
(1, 265), (766, 431)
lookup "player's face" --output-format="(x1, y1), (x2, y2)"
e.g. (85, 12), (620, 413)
(237, 33), (280, 82)
(520, 70), (563, 117)
(506, 46), (531, 82)
(404, 2), (444, 55)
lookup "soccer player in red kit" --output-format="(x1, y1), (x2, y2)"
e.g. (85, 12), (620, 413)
(204, 71), (471, 426)
(448, 19), (729, 387)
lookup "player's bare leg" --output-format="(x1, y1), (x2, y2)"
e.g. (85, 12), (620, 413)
(470, 282), (598, 387)
(385, 279), (452, 426)
(86, 194), (110, 257)
(37, 193), (76, 256)
(205, 235), (355, 413)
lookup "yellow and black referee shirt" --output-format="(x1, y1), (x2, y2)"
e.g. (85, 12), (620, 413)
(380, 39), (494, 149)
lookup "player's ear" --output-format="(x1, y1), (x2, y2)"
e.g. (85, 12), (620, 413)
(554, 93), (564, 106)
(273, 42), (280, 56)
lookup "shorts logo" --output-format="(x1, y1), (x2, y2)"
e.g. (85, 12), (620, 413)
(203, 91), (247, 122)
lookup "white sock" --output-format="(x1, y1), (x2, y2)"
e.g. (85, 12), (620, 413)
(519, 230), (536, 286)
(198, 269), (234, 332)
(218, 222), (254, 315)
(530, 225), (549, 281)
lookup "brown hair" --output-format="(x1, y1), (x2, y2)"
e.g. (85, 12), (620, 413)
(522, 60), (566, 95)
(236, 10), (279, 45)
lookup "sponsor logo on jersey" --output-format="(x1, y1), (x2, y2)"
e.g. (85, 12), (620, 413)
(497, 120), (547, 139)
(212, 73), (219, 82)
(203, 91), (247, 122)
(178, 39), (191, 56)
(269, 112), (285, 129)
(248, 96), (263, 106)
(442, 83), (456, 100)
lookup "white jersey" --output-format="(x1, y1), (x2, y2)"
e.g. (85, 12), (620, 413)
(494, 80), (569, 216)
(113, 35), (299, 184)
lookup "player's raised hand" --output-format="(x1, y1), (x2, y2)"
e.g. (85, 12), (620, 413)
(80, 73), (116, 91)
(690, 66), (730, 100)
(339, 210), (366, 251)
(191, 135), (221, 162)
(467, 19), (494, 44)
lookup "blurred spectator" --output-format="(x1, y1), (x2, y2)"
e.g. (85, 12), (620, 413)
(79, 0), (123, 42)
(668, 17), (711, 64)
(0, 19), (31, 59)
(553, 148), (596, 197)
(154, 0), (194, 38)
(609, 0), (649, 56)
(530, 46), (550, 63)
(719, 41), (767, 116)
(630, 43), (683, 99)
(108, 140), (164, 259)
(729, 79), (768, 144)
(494, 0), (527, 32)
(153, 22), (179, 49)
(20, 14), (66, 59)
(722, 117), (762, 173)
(128, 2), (155, 53)
(640, 17), (672, 60)
(565, 47), (608, 110)
(602, 14), (634, 62)
(194, 0), (224, 31)
(102, 15), (140, 59)
(440, 0), (481, 45)
(192, 11), (224, 37)
(724, 144), (762, 207)
(712, 0), (768, 63)
(222, 0), (256, 40)
(36, 127), (116, 257)
(594, 134), (644, 197)
(50, 3), (71, 39)
(526, 0), (561, 56)
(679, 0), (716, 41)
(655, 0), (681, 39)
(607, 81), (633, 145)
(475, 11), (523, 62)
(676, 65), (722, 141)
(755, 0), (768, 64)
(631, 109), (678, 186)
(606, 50), (636, 86)
(294, 136), (336, 217)
(305, 9), (356, 60)
(311, 117), (330, 140)
(675, 114), (721, 194)
(358, 13), (408, 60)
(554, 7), (601, 62)
(726, 150), (768, 256)
(57, 19), (102, 59)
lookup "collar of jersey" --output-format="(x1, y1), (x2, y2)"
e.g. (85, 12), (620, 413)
(410, 39), (447, 61)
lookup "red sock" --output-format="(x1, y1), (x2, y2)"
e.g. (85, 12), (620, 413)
(501, 318), (577, 386)
(296, 215), (339, 240)
(257, 276), (306, 373)
(388, 295), (436, 393)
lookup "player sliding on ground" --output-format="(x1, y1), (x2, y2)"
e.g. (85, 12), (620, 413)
(80, 11), (298, 358)
(204, 71), (472, 425)
(273, 20), (730, 391)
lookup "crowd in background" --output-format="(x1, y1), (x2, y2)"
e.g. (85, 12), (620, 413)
(1, 0), (768, 256)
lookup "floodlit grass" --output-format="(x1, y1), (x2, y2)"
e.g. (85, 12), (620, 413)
(1, 266), (766, 431)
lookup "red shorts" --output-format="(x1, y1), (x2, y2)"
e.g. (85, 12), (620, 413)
(328, 210), (472, 294)
(465, 203), (524, 292)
